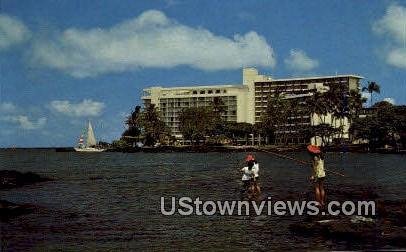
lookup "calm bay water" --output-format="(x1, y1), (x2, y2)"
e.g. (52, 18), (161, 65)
(0, 149), (405, 251)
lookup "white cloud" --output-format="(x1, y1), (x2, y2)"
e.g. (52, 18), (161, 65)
(383, 97), (395, 104)
(30, 10), (275, 78)
(50, 99), (105, 117)
(284, 49), (319, 72)
(373, 4), (406, 44)
(2, 115), (46, 130)
(0, 102), (46, 131)
(373, 3), (406, 69)
(386, 48), (406, 68)
(0, 102), (17, 113)
(0, 14), (31, 50)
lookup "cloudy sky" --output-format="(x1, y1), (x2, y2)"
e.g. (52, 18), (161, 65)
(0, 0), (405, 147)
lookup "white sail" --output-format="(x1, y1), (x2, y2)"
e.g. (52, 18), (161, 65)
(86, 121), (97, 147)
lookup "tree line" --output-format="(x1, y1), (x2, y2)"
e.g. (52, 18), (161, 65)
(350, 102), (406, 150)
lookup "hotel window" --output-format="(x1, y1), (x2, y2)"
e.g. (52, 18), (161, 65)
(193, 90), (197, 94)
(216, 90), (220, 94)
(208, 90), (213, 94)
(200, 90), (205, 94)
(223, 90), (227, 93)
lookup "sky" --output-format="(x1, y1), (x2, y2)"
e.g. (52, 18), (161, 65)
(0, 0), (405, 147)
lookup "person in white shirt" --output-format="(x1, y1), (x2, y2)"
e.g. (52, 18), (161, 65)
(241, 160), (255, 185)
(245, 154), (260, 180)
(241, 155), (261, 196)
(253, 160), (259, 181)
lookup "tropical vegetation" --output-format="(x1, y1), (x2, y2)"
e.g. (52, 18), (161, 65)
(119, 80), (405, 151)
(362, 81), (380, 107)
(121, 104), (172, 147)
(350, 101), (406, 150)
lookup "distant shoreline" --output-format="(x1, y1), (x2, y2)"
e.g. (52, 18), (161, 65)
(1, 145), (405, 154)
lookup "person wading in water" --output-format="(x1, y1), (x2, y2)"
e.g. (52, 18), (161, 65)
(248, 154), (261, 194)
(240, 155), (260, 197)
(307, 145), (326, 207)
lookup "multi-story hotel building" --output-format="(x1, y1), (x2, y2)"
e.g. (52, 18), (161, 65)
(142, 68), (363, 143)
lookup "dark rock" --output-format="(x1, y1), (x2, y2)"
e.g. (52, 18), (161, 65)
(376, 200), (406, 227)
(290, 199), (406, 248)
(0, 200), (35, 221)
(328, 186), (380, 201)
(88, 176), (104, 181)
(0, 170), (51, 189)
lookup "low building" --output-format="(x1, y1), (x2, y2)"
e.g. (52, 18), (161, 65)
(142, 68), (363, 144)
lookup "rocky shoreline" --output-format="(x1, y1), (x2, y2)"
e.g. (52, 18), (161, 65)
(289, 186), (406, 248)
(0, 170), (52, 190)
(290, 199), (406, 248)
(0, 170), (51, 220)
(0, 199), (37, 221)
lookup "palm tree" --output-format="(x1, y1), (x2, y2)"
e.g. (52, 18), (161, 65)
(142, 104), (169, 146)
(307, 91), (329, 125)
(362, 81), (380, 107)
(262, 92), (289, 144)
(348, 90), (363, 111)
(179, 107), (205, 145)
(348, 89), (366, 119)
(209, 97), (226, 137)
(122, 105), (142, 145)
(306, 90), (331, 146)
(326, 84), (349, 141)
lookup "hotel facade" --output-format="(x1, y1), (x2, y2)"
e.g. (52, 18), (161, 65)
(142, 68), (363, 144)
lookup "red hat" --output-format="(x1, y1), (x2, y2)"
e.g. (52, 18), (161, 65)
(245, 154), (255, 161)
(307, 145), (321, 154)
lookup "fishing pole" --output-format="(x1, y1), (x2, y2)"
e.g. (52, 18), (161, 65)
(255, 148), (346, 177)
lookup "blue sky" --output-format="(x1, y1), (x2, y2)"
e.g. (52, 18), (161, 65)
(0, 0), (405, 147)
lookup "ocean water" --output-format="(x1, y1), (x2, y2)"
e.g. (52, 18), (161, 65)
(0, 149), (405, 251)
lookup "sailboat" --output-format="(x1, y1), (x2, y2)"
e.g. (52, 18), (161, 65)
(74, 121), (105, 152)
